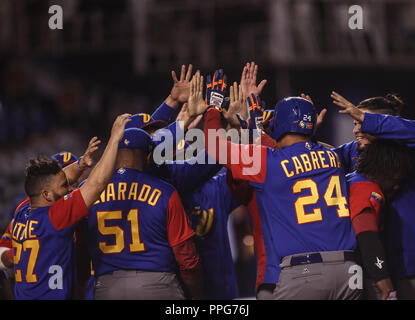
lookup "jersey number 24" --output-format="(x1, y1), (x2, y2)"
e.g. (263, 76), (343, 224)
(292, 175), (349, 225)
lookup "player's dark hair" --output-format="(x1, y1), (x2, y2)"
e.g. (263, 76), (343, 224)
(357, 94), (404, 116)
(24, 156), (62, 197)
(355, 139), (414, 198)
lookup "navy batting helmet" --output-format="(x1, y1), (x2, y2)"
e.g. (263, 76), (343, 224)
(269, 97), (316, 141)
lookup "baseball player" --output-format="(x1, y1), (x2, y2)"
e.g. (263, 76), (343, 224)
(347, 139), (413, 300)
(86, 128), (202, 300)
(199, 80), (360, 299)
(3, 114), (131, 299)
(225, 96), (280, 298)
(331, 92), (415, 299)
(151, 69), (241, 299)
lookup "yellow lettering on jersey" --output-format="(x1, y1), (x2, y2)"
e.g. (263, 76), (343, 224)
(106, 183), (116, 202)
(13, 223), (25, 241)
(100, 190), (106, 203)
(327, 151), (337, 168)
(281, 160), (294, 178)
(138, 184), (151, 202)
(333, 151), (342, 168)
(29, 221), (38, 239)
(300, 154), (313, 172)
(317, 151), (329, 168)
(148, 189), (162, 206)
(310, 151), (320, 170)
(292, 156), (304, 175)
(118, 182), (127, 201)
(128, 182), (138, 200)
(20, 220), (29, 241)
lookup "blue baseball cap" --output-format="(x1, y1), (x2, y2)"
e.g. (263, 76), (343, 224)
(125, 113), (167, 132)
(118, 128), (153, 152)
(51, 152), (79, 167)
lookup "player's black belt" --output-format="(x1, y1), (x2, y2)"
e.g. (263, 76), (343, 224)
(289, 251), (356, 267)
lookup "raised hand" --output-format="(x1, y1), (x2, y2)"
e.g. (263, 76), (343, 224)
(301, 93), (327, 130)
(238, 94), (265, 132)
(331, 91), (364, 123)
(240, 61), (267, 99)
(170, 64), (193, 104)
(110, 113), (132, 143)
(205, 69), (228, 108)
(188, 71), (206, 117)
(79, 137), (101, 169)
(223, 82), (246, 128)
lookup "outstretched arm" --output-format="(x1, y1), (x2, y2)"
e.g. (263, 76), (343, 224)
(361, 113), (415, 147)
(80, 114), (131, 208)
(62, 137), (101, 185)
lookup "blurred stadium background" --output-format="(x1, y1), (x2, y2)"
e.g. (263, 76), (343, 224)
(0, 0), (414, 297)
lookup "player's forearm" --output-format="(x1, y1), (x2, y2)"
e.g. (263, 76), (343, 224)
(361, 113), (415, 147)
(152, 100), (176, 122)
(165, 95), (180, 110)
(356, 231), (391, 284)
(172, 239), (203, 299)
(180, 266), (203, 300)
(204, 108), (229, 165)
(62, 159), (87, 186)
(80, 138), (119, 207)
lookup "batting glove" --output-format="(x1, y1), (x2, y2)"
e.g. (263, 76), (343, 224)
(206, 69), (228, 109)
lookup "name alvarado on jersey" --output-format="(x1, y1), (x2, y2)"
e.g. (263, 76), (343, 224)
(93, 181), (162, 207)
(280, 149), (342, 178)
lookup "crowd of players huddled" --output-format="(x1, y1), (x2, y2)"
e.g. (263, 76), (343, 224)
(0, 62), (414, 300)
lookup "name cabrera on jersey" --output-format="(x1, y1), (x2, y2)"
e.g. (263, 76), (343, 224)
(11, 190), (89, 300)
(234, 141), (357, 260)
(87, 168), (194, 277)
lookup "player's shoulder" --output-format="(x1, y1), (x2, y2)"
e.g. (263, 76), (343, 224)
(346, 172), (382, 196)
(346, 171), (373, 185)
(14, 198), (30, 217)
(138, 170), (178, 194)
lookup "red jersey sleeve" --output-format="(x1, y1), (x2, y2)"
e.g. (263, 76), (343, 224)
(167, 190), (195, 247)
(204, 108), (268, 183)
(226, 169), (253, 206)
(255, 133), (278, 149)
(0, 220), (13, 249)
(49, 189), (89, 231)
(349, 181), (384, 235)
(349, 181), (384, 222)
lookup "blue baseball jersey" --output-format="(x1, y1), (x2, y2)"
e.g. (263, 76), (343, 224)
(360, 112), (415, 278)
(333, 141), (359, 175)
(181, 170), (240, 300)
(12, 190), (89, 300)
(87, 168), (195, 277)
(228, 141), (357, 260)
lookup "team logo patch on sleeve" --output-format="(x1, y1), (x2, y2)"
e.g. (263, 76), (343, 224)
(64, 194), (72, 200)
(370, 192), (383, 203)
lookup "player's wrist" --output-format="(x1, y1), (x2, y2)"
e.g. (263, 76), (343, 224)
(78, 157), (89, 171)
(165, 95), (179, 109)
(205, 105), (223, 114)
